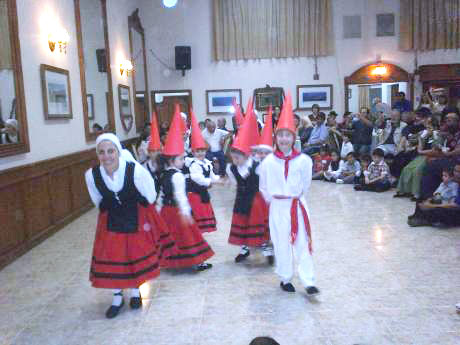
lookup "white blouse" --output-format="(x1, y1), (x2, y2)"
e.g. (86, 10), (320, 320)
(226, 157), (257, 185)
(189, 158), (220, 187)
(85, 158), (157, 208)
(156, 168), (191, 217)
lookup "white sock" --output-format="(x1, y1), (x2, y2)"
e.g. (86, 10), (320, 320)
(240, 245), (249, 254)
(112, 289), (123, 306)
(130, 288), (140, 298)
(261, 242), (274, 256)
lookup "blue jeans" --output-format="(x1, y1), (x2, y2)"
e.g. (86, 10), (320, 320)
(206, 150), (226, 176)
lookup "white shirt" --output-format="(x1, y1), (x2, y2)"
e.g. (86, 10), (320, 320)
(338, 160), (361, 177)
(138, 140), (149, 163)
(340, 141), (354, 159)
(202, 128), (228, 152)
(258, 153), (312, 204)
(85, 158), (157, 208)
(226, 157), (256, 185)
(189, 158), (220, 187)
(156, 168), (191, 216)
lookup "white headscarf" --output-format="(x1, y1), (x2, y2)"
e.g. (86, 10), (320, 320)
(95, 133), (137, 164)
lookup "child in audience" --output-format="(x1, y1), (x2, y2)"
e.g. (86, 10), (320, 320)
(427, 168), (459, 205)
(354, 148), (391, 192)
(340, 134), (354, 159)
(312, 145), (331, 180)
(335, 151), (361, 184)
(323, 149), (341, 182)
(384, 153), (398, 187)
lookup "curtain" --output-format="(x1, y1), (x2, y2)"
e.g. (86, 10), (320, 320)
(400, 0), (460, 51)
(358, 86), (370, 110)
(213, 0), (333, 61)
(0, 0), (12, 70)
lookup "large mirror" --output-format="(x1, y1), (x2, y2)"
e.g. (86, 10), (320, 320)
(345, 62), (412, 116)
(74, 0), (115, 141)
(128, 9), (149, 133)
(0, 0), (29, 157)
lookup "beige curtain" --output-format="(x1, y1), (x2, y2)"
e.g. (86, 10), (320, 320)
(213, 0), (333, 61)
(400, 0), (460, 51)
(0, 0), (12, 70)
(358, 86), (370, 110)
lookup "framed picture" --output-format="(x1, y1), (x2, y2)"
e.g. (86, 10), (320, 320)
(40, 64), (73, 119)
(254, 87), (284, 111)
(206, 89), (242, 114)
(118, 84), (133, 131)
(296, 84), (333, 110)
(86, 94), (94, 120)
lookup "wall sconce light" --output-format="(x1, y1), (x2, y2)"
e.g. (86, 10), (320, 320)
(120, 60), (133, 76)
(48, 28), (70, 54)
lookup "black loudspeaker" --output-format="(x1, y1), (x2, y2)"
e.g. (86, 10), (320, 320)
(96, 49), (107, 73)
(175, 46), (191, 70)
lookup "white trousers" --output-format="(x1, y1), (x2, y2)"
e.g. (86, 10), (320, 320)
(269, 199), (315, 287)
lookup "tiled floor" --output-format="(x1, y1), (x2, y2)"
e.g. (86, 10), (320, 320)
(1, 181), (460, 345)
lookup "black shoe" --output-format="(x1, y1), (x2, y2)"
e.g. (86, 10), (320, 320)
(280, 282), (296, 292)
(407, 217), (431, 227)
(129, 296), (142, 309)
(195, 262), (213, 271)
(354, 185), (363, 191)
(105, 299), (124, 319)
(305, 286), (320, 297)
(235, 251), (250, 263)
(393, 192), (409, 198)
(267, 255), (274, 266)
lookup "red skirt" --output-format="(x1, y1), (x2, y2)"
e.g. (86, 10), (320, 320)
(90, 204), (167, 289)
(160, 206), (214, 268)
(188, 192), (217, 233)
(228, 192), (269, 247)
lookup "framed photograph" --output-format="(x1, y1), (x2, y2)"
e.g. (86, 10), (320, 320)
(118, 84), (133, 131)
(40, 64), (73, 119)
(296, 84), (333, 110)
(86, 94), (94, 120)
(254, 87), (284, 111)
(377, 13), (395, 37)
(206, 89), (242, 114)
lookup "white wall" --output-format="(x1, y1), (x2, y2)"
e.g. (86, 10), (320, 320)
(0, 0), (140, 171)
(140, 0), (460, 127)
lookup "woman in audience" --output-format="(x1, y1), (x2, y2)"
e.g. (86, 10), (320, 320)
(408, 164), (460, 227)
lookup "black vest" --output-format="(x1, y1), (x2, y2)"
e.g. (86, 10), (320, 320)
(231, 161), (260, 215)
(160, 169), (178, 207)
(188, 161), (211, 203)
(92, 162), (148, 233)
(145, 162), (160, 195)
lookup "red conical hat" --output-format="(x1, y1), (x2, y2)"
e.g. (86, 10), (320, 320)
(232, 98), (243, 127)
(259, 105), (273, 150)
(232, 107), (258, 156)
(173, 103), (187, 135)
(248, 112), (260, 149)
(162, 108), (185, 156)
(190, 109), (208, 150)
(276, 92), (296, 134)
(148, 111), (162, 152)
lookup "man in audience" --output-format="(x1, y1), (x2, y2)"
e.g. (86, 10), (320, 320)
(351, 107), (374, 156)
(302, 112), (329, 156)
(375, 109), (406, 155)
(202, 120), (230, 176)
(217, 117), (229, 131)
(420, 112), (460, 199)
(392, 91), (412, 113)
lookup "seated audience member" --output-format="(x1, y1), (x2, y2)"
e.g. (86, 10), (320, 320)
(384, 153), (398, 187)
(372, 97), (391, 119)
(392, 91), (412, 113)
(249, 337), (280, 345)
(303, 111), (329, 156)
(375, 109), (406, 155)
(394, 118), (442, 200)
(419, 112), (460, 200)
(326, 112), (343, 152)
(312, 145), (331, 180)
(417, 92), (435, 113)
(136, 122), (152, 163)
(0, 119), (19, 144)
(323, 149), (341, 182)
(309, 103), (320, 119)
(351, 107), (374, 156)
(202, 119), (230, 176)
(432, 94), (448, 115)
(298, 116), (313, 147)
(354, 148), (391, 192)
(335, 151), (361, 184)
(337, 111), (353, 135)
(340, 133), (354, 159)
(354, 154), (372, 185)
(408, 164), (460, 227)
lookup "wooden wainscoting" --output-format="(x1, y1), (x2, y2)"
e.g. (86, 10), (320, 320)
(0, 137), (139, 269)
